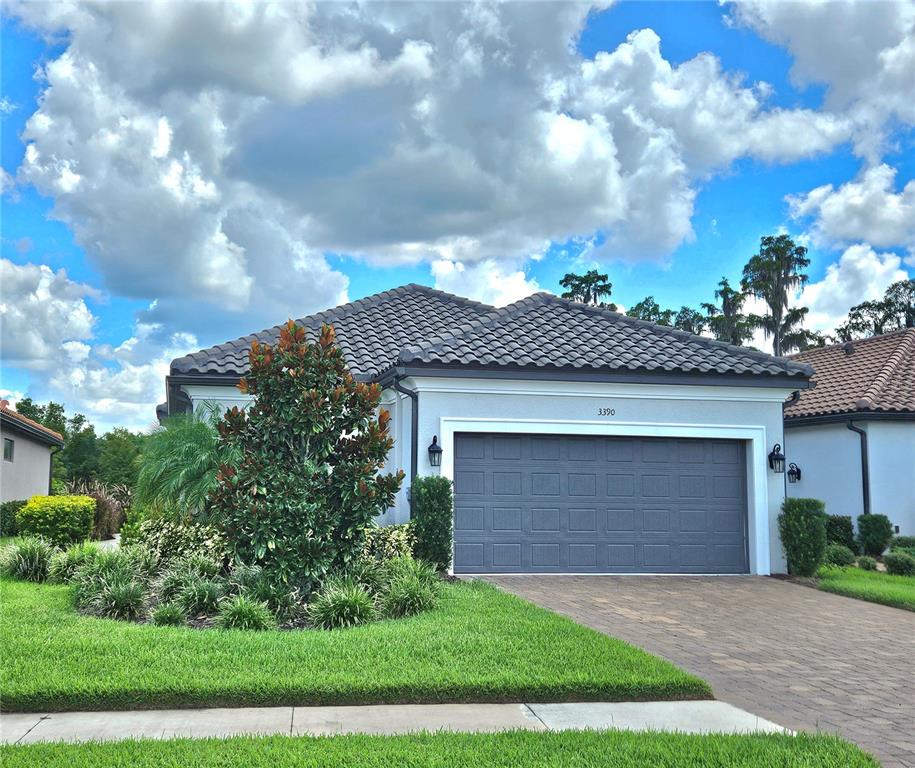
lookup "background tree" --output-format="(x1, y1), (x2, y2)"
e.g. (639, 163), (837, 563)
(98, 428), (143, 488)
(741, 234), (811, 356)
(60, 413), (100, 483)
(14, 397), (68, 437)
(210, 321), (404, 591)
(627, 296), (675, 326)
(559, 270), (617, 309)
(836, 279), (915, 340)
(885, 278), (915, 328)
(701, 277), (755, 346)
(673, 306), (707, 335)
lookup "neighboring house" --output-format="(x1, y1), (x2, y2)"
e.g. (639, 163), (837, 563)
(162, 284), (812, 575)
(0, 399), (64, 502)
(785, 329), (915, 536)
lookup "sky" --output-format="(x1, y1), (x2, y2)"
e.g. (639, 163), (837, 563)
(1, 1), (914, 433)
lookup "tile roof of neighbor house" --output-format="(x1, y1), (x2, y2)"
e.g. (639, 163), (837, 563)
(171, 284), (811, 383)
(0, 400), (65, 445)
(784, 328), (915, 420)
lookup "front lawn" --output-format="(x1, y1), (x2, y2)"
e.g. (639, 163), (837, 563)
(0, 577), (709, 711)
(817, 566), (915, 611)
(0, 730), (877, 768)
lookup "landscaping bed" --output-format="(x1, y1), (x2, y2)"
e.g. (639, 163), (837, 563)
(0, 577), (709, 711)
(0, 730), (877, 768)
(816, 566), (915, 612)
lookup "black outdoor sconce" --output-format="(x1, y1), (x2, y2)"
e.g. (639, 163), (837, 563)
(787, 463), (802, 484)
(768, 443), (786, 473)
(428, 435), (443, 467)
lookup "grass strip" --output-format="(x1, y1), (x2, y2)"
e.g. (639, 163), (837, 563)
(817, 566), (915, 612)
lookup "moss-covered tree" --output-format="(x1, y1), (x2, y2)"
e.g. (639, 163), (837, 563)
(210, 321), (403, 591)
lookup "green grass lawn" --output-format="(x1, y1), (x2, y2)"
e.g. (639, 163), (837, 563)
(0, 577), (709, 711)
(0, 730), (877, 768)
(817, 566), (915, 611)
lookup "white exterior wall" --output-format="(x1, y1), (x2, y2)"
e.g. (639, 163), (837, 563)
(786, 420), (915, 536)
(864, 422), (915, 536)
(0, 428), (53, 502)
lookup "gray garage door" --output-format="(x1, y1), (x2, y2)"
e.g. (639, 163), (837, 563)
(452, 433), (749, 574)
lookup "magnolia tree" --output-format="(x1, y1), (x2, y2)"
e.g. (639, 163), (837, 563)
(210, 321), (404, 591)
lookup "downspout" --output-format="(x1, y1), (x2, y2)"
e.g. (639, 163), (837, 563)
(846, 421), (870, 516)
(392, 375), (418, 511)
(48, 445), (62, 495)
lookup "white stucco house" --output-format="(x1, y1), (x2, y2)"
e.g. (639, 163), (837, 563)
(785, 329), (915, 536)
(0, 399), (64, 503)
(161, 284), (813, 575)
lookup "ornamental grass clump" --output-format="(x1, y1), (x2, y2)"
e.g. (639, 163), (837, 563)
(48, 541), (101, 583)
(216, 594), (277, 631)
(0, 537), (55, 582)
(381, 572), (437, 618)
(178, 577), (225, 616)
(151, 602), (186, 627)
(308, 577), (377, 629)
(84, 576), (148, 621)
(209, 321), (404, 593)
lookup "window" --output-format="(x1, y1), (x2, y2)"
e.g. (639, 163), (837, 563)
(3, 438), (13, 462)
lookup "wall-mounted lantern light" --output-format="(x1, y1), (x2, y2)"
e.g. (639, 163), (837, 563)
(768, 443), (786, 473)
(787, 462), (802, 484)
(427, 435), (443, 467)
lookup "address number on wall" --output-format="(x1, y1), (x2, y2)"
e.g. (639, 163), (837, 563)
(597, 407), (616, 416)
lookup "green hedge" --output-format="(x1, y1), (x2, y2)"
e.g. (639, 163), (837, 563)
(884, 551), (915, 577)
(126, 517), (227, 566)
(778, 498), (826, 577)
(411, 476), (453, 572)
(361, 523), (414, 563)
(1, 499), (27, 538)
(825, 515), (856, 553)
(856, 514), (894, 556)
(16, 496), (94, 547)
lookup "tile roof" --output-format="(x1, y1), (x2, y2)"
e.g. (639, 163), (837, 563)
(170, 284), (494, 378)
(0, 401), (65, 445)
(397, 293), (811, 380)
(784, 328), (915, 420)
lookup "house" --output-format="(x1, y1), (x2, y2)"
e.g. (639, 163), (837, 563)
(0, 399), (64, 502)
(163, 284), (812, 575)
(785, 329), (915, 536)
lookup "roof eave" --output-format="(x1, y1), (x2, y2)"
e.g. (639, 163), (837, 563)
(785, 410), (915, 427)
(0, 413), (65, 447)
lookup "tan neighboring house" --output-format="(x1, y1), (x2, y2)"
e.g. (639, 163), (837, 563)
(785, 329), (915, 536)
(0, 399), (64, 503)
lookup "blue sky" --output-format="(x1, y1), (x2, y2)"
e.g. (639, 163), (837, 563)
(2, 2), (913, 431)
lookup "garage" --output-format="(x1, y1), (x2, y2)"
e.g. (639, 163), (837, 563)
(452, 433), (750, 574)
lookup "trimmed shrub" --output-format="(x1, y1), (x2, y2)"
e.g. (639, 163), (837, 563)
(411, 476), (453, 572)
(16, 495), (94, 547)
(825, 515), (857, 553)
(381, 573), (437, 618)
(778, 498), (826, 577)
(857, 514), (894, 557)
(857, 555), (878, 571)
(0, 499), (26, 537)
(48, 541), (102, 583)
(308, 577), (376, 630)
(216, 594), (277, 631)
(178, 577), (224, 616)
(128, 518), (227, 567)
(0, 537), (55, 582)
(823, 543), (856, 567)
(884, 551), (915, 577)
(84, 576), (147, 621)
(151, 602), (186, 627)
(892, 535), (915, 549)
(361, 523), (414, 563)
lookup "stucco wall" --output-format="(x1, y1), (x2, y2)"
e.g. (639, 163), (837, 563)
(866, 421), (915, 535)
(0, 427), (52, 502)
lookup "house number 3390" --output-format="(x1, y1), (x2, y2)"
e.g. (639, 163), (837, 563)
(598, 407), (616, 416)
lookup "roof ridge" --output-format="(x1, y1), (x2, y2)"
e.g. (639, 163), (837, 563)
(856, 328), (915, 409)
(788, 326), (915, 358)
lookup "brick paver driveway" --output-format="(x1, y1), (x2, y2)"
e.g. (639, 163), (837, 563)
(486, 575), (915, 767)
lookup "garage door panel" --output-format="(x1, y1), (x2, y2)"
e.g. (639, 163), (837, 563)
(452, 433), (749, 574)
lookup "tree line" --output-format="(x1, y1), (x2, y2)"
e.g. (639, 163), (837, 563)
(560, 234), (914, 355)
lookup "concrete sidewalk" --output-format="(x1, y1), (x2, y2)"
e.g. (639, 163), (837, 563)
(2, 701), (789, 745)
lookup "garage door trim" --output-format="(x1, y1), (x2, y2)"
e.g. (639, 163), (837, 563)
(437, 418), (770, 575)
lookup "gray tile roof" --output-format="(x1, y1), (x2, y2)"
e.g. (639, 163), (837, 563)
(171, 285), (811, 383)
(170, 284), (494, 378)
(397, 293), (812, 380)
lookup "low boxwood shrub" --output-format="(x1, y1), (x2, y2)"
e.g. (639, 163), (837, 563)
(411, 476), (453, 572)
(151, 602), (186, 627)
(216, 594), (277, 631)
(48, 541), (102, 583)
(381, 572), (437, 618)
(825, 515), (857, 553)
(308, 577), (376, 629)
(0, 499), (26, 537)
(128, 518), (227, 567)
(0, 537), (56, 582)
(16, 495), (94, 547)
(892, 535), (915, 549)
(824, 543), (856, 567)
(857, 514), (894, 556)
(891, 546), (915, 559)
(857, 555), (877, 571)
(778, 498), (826, 577)
(884, 551), (915, 577)
(361, 523), (414, 563)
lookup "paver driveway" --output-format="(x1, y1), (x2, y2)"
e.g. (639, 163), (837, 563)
(486, 575), (915, 768)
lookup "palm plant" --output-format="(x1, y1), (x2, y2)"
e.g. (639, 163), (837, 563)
(701, 277), (754, 346)
(135, 402), (240, 523)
